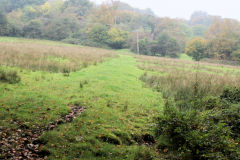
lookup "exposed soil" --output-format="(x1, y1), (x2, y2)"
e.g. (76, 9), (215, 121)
(0, 106), (85, 160)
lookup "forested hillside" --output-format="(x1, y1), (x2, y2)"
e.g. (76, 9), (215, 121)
(0, 0), (240, 62)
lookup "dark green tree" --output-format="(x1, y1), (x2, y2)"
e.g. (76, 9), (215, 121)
(0, 0), (46, 13)
(186, 37), (207, 61)
(42, 17), (79, 41)
(0, 11), (11, 36)
(192, 25), (207, 37)
(155, 33), (180, 57)
(86, 23), (109, 47)
(107, 28), (128, 49)
(63, 0), (93, 17)
(23, 20), (42, 38)
(139, 38), (150, 55)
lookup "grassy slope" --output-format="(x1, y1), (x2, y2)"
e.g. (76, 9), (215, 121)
(0, 36), (76, 46)
(179, 53), (192, 60)
(0, 49), (163, 159)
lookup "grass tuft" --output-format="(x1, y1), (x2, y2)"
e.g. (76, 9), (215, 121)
(0, 68), (21, 84)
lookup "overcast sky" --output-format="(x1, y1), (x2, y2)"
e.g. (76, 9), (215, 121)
(90, 0), (240, 20)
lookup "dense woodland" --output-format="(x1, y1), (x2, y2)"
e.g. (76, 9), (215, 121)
(0, 0), (240, 62)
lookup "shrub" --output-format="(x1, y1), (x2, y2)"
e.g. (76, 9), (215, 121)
(134, 147), (154, 160)
(62, 67), (70, 77)
(0, 69), (21, 84)
(214, 89), (240, 138)
(185, 37), (207, 61)
(217, 104), (240, 139)
(155, 103), (239, 159)
(221, 87), (240, 103)
(155, 87), (240, 160)
(107, 28), (128, 49)
(189, 96), (229, 111)
(79, 80), (88, 88)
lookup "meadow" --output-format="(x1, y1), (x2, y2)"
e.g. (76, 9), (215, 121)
(136, 55), (240, 159)
(0, 37), (240, 159)
(137, 55), (240, 99)
(0, 37), (163, 159)
(0, 37), (116, 73)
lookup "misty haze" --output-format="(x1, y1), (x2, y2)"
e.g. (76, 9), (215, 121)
(0, 0), (240, 159)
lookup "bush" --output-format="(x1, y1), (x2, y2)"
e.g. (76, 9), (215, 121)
(107, 28), (128, 49)
(185, 37), (207, 61)
(214, 89), (240, 139)
(155, 103), (239, 159)
(190, 96), (229, 111)
(62, 67), (70, 77)
(131, 33), (181, 57)
(134, 147), (154, 160)
(0, 69), (21, 84)
(218, 105), (240, 139)
(221, 87), (240, 103)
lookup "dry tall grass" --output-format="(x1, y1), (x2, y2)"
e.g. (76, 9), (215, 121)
(137, 55), (240, 100)
(0, 42), (117, 72)
(136, 55), (240, 76)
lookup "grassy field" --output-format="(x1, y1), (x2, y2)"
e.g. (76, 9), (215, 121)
(0, 38), (163, 159)
(0, 37), (76, 46)
(0, 38), (116, 73)
(179, 53), (192, 60)
(136, 54), (240, 159)
(0, 37), (239, 159)
(136, 55), (240, 100)
(137, 55), (240, 75)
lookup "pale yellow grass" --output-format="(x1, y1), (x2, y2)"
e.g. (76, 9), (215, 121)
(137, 55), (240, 98)
(0, 42), (117, 72)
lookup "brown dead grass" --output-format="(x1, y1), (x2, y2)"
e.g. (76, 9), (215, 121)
(137, 55), (240, 98)
(0, 42), (117, 72)
(136, 55), (240, 75)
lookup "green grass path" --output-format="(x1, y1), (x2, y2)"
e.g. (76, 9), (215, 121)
(43, 54), (164, 159)
(1, 54), (163, 159)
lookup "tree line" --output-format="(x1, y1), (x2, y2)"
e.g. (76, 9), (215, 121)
(186, 18), (240, 62)
(0, 0), (239, 62)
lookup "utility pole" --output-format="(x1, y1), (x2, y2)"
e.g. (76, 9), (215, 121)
(114, 16), (117, 25)
(137, 31), (140, 54)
